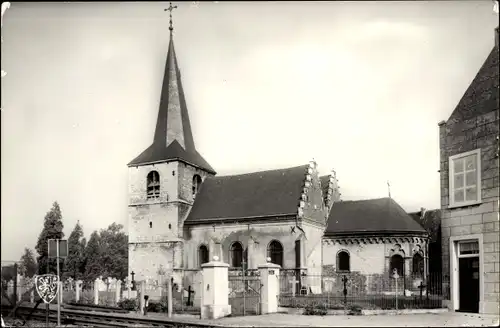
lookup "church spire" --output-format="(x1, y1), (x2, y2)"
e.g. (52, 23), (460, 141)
(128, 5), (215, 174)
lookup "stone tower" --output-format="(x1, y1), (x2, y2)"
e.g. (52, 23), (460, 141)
(127, 27), (216, 281)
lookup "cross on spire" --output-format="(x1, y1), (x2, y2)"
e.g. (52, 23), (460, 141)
(164, 2), (178, 33)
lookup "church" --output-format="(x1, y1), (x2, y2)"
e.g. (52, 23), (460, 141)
(127, 17), (430, 293)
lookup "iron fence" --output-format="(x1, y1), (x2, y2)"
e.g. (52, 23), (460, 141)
(278, 271), (447, 310)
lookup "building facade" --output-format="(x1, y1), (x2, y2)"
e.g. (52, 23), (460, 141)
(438, 27), (499, 314)
(127, 24), (433, 296)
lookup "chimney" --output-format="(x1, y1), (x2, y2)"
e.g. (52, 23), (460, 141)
(496, 26), (499, 49)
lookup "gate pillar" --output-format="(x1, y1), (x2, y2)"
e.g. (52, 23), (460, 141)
(258, 257), (281, 315)
(201, 256), (231, 319)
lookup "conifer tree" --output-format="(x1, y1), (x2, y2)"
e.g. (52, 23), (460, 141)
(35, 201), (64, 274)
(64, 221), (85, 280)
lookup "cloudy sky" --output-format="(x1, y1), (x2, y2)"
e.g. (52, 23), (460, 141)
(1, 1), (498, 261)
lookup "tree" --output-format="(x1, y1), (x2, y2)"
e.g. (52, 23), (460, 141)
(98, 223), (128, 281)
(82, 223), (128, 281)
(19, 248), (37, 278)
(82, 231), (102, 281)
(63, 221), (85, 280)
(35, 201), (65, 275)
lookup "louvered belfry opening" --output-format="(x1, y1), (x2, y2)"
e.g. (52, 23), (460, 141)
(147, 171), (160, 199)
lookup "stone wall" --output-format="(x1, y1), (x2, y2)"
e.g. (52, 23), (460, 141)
(322, 237), (428, 276)
(439, 45), (499, 314)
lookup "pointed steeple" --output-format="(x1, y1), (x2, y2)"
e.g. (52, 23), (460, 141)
(128, 24), (215, 174)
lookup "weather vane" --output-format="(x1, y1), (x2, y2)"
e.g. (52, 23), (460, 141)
(164, 2), (178, 32)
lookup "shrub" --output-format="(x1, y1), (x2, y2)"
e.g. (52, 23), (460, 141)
(147, 301), (165, 313)
(347, 304), (363, 315)
(117, 298), (137, 311)
(303, 303), (328, 316)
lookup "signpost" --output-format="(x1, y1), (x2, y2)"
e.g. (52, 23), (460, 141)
(48, 239), (68, 327)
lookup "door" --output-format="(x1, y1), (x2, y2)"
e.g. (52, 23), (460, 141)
(458, 257), (480, 313)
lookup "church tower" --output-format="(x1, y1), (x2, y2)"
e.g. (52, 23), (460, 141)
(127, 7), (216, 281)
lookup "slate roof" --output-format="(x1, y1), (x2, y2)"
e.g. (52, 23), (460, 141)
(447, 45), (499, 122)
(128, 36), (215, 174)
(325, 197), (427, 236)
(185, 165), (308, 223)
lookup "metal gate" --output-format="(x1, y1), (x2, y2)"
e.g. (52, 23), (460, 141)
(228, 271), (261, 316)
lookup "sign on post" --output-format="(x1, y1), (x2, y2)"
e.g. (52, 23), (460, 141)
(47, 238), (67, 327)
(34, 274), (60, 304)
(48, 239), (68, 258)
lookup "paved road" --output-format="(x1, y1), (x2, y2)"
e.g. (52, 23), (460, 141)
(211, 312), (500, 327)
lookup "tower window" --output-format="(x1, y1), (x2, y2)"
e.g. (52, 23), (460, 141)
(192, 175), (202, 199)
(168, 223), (172, 229)
(147, 171), (160, 200)
(149, 222), (152, 228)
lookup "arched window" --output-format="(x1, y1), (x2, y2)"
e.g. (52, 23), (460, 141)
(198, 245), (209, 266)
(390, 255), (405, 276)
(229, 242), (243, 268)
(267, 240), (283, 267)
(337, 250), (350, 272)
(192, 175), (202, 198)
(412, 253), (424, 275)
(147, 171), (160, 199)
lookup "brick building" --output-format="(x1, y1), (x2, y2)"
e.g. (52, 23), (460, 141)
(127, 24), (432, 294)
(438, 27), (499, 314)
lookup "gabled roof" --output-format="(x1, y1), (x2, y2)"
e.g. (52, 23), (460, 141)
(128, 35), (215, 174)
(185, 165), (309, 223)
(446, 46), (499, 123)
(325, 197), (427, 236)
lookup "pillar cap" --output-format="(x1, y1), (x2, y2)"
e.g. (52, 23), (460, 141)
(201, 256), (230, 268)
(258, 262), (281, 269)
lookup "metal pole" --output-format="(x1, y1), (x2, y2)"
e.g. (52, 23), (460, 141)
(395, 277), (398, 311)
(242, 263), (246, 317)
(46, 247), (49, 327)
(56, 239), (61, 327)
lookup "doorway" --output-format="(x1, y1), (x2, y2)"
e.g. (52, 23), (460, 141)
(456, 240), (480, 313)
(458, 257), (480, 313)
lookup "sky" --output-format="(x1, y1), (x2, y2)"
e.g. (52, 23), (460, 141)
(1, 1), (498, 261)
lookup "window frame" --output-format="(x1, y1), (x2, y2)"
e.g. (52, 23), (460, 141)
(198, 244), (210, 267)
(267, 240), (284, 267)
(229, 242), (244, 268)
(336, 250), (350, 273)
(448, 149), (482, 209)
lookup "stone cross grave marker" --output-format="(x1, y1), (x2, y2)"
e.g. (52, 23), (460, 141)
(289, 276), (299, 297)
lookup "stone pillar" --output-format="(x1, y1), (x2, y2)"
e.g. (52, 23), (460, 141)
(75, 280), (82, 302)
(93, 279), (99, 305)
(201, 256), (231, 319)
(115, 280), (122, 304)
(30, 289), (34, 304)
(139, 281), (146, 315)
(258, 258), (281, 315)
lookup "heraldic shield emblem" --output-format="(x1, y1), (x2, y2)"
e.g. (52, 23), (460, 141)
(34, 274), (60, 304)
